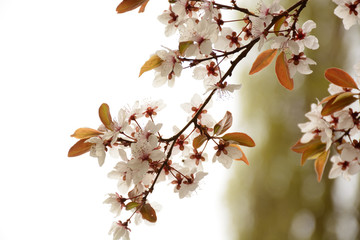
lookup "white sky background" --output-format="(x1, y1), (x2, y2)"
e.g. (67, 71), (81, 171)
(0, 1), (246, 240)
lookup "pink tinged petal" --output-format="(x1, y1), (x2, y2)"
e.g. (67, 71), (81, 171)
(348, 161), (360, 175)
(174, 63), (182, 76)
(302, 20), (316, 32)
(304, 35), (319, 50)
(168, 78), (175, 87)
(152, 74), (167, 87)
(192, 66), (207, 80)
(343, 15), (358, 29)
(288, 40), (300, 54)
(329, 165), (342, 179)
(334, 6), (349, 19)
(200, 39), (212, 55)
(300, 132), (316, 143)
(227, 146), (243, 159)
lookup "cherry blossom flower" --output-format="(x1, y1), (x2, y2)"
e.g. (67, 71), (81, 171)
(108, 221), (130, 240)
(329, 154), (360, 180)
(86, 135), (107, 166)
(287, 52), (316, 77)
(271, 36), (300, 54)
(212, 140), (243, 168)
(124, 101), (144, 124)
(257, 0), (283, 21)
(193, 60), (223, 86)
(172, 0), (200, 19)
(215, 27), (242, 52)
(108, 160), (133, 192)
(298, 103), (333, 150)
(141, 99), (166, 118)
(173, 167), (208, 198)
(153, 49), (182, 87)
(158, 6), (185, 37)
(205, 81), (242, 98)
(179, 18), (219, 56)
(103, 193), (126, 217)
(333, 108), (355, 130)
(333, 0), (360, 29)
(292, 20), (319, 52)
(181, 93), (214, 125)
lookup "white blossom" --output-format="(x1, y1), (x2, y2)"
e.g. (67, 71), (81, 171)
(333, 0), (360, 29)
(212, 141), (243, 169)
(293, 20), (319, 52)
(287, 52), (316, 77)
(108, 221), (130, 240)
(298, 103), (333, 149)
(153, 49), (182, 87)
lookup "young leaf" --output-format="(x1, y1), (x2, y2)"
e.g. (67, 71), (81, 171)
(179, 41), (193, 56)
(140, 203), (157, 223)
(319, 93), (341, 104)
(126, 202), (140, 210)
(249, 49), (277, 75)
(274, 16), (286, 36)
(116, 0), (149, 14)
(99, 103), (114, 131)
(222, 132), (255, 147)
(324, 68), (358, 89)
(275, 51), (294, 90)
(230, 144), (249, 165)
(291, 136), (326, 166)
(291, 136), (322, 154)
(71, 128), (102, 139)
(214, 111), (233, 135)
(314, 150), (330, 182)
(139, 54), (164, 77)
(193, 134), (207, 149)
(321, 92), (357, 116)
(138, 0), (149, 13)
(68, 139), (93, 157)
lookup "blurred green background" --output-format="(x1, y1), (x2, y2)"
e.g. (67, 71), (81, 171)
(226, 1), (360, 239)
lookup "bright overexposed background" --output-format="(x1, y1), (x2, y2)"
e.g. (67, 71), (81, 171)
(0, 1), (246, 239)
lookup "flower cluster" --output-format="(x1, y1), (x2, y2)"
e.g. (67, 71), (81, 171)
(293, 63), (360, 181)
(143, 0), (319, 92)
(69, 96), (254, 239)
(333, 0), (360, 29)
(67, 0), (329, 239)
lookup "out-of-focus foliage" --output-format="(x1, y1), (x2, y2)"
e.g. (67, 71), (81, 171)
(227, 0), (359, 239)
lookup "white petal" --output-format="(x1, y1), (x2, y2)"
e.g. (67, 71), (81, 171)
(302, 20), (316, 32)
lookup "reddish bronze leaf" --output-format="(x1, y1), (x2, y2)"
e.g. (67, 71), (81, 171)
(126, 202), (140, 210)
(116, 0), (149, 14)
(321, 92), (357, 116)
(71, 128), (102, 139)
(319, 93), (341, 104)
(139, 54), (163, 77)
(291, 136), (322, 154)
(275, 51), (294, 90)
(230, 144), (249, 165)
(291, 136), (326, 166)
(138, 0), (149, 13)
(214, 111), (233, 135)
(222, 132), (255, 147)
(274, 16), (286, 36)
(314, 150), (330, 182)
(99, 103), (114, 131)
(192, 134), (207, 149)
(325, 68), (358, 89)
(249, 49), (277, 75)
(140, 203), (157, 223)
(68, 139), (93, 157)
(179, 41), (193, 56)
